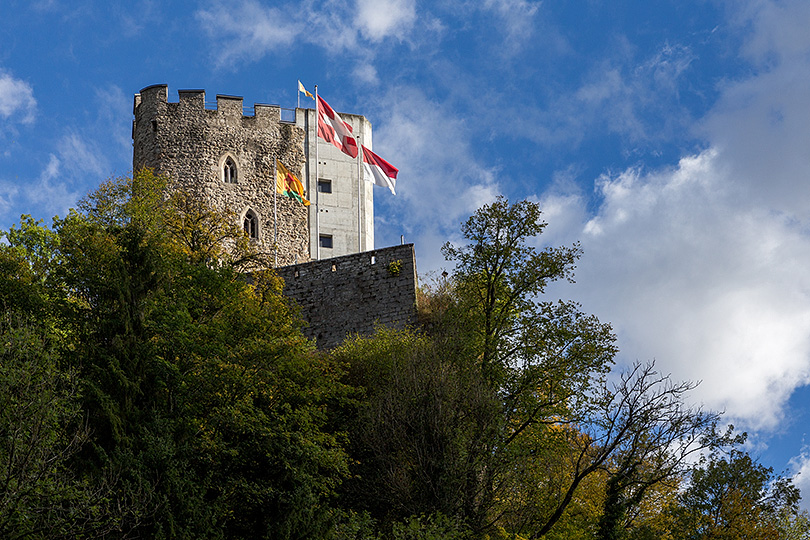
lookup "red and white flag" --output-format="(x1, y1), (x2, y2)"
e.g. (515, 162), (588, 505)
(362, 145), (398, 195)
(317, 95), (358, 158)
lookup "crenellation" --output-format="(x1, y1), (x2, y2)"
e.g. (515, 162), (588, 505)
(253, 103), (280, 125)
(216, 94), (244, 118)
(177, 89), (205, 110)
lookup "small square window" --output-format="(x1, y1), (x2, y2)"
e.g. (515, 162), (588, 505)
(319, 234), (333, 249)
(318, 179), (332, 193)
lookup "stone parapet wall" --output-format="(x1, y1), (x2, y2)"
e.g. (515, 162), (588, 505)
(276, 244), (418, 349)
(133, 84), (309, 265)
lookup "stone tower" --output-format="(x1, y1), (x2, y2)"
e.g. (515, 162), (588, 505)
(132, 84), (309, 265)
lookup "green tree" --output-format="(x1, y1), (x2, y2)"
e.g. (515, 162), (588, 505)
(667, 444), (800, 539)
(0, 312), (122, 539)
(0, 215), (60, 317)
(36, 169), (350, 538)
(333, 327), (494, 526)
(440, 197), (618, 534)
(339, 198), (718, 540)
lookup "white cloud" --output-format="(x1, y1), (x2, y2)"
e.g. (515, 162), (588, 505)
(196, 0), (420, 66)
(196, 1), (303, 65)
(93, 85), (133, 167)
(482, 0), (540, 53)
(734, 0), (810, 68)
(353, 62), (380, 86)
(529, 0), (810, 435)
(507, 42), (696, 150)
(790, 447), (810, 510)
(0, 71), (36, 124)
(544, 147), (810, 432)
(14, 134), (102, 220)
(356, 0), (416, 42)
(0, 182), (19, 216)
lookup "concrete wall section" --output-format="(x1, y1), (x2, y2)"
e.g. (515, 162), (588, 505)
(276, 244), (417, 349)
(297, 108), (374, 259)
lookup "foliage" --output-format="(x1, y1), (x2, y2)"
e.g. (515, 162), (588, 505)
(1, 183), (799, 540)
(0, 169), (350, 539)
(0, 313), (121, 539)
(666, 443), (801, 539)
(334, 198), (725, 540)
(333, 326), (495, 524)
(387, 259), (403, 276)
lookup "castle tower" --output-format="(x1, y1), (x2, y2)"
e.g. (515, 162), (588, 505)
(297, 108), (375, 258)
(132, 84), (310, 265)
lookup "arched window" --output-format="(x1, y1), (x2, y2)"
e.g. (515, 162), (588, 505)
(223, 156), (237, 183)
(243, 209), (258, 239)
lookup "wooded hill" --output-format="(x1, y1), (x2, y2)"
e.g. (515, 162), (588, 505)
(1, 170), (807, 539)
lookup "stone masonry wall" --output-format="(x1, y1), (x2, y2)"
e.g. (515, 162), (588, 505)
(276, 244), (418, 349)
(133, 84), (309, 265)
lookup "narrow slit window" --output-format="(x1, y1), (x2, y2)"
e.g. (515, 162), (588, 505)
(224, 157), (237, 183)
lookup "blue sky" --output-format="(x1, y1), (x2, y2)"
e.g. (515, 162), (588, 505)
(3, 0), (810, 503)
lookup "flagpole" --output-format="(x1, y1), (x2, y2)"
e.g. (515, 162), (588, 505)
(315, 85), (320, 260)
(297, 82), (300, 110)
(273, 158), (278, 267)
(357, 137), (362, 252)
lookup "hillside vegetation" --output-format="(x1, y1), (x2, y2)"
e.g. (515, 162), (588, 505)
(0, 170), (807, 539)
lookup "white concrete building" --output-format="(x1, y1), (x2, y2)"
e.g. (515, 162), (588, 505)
(297, 108), (375, 259)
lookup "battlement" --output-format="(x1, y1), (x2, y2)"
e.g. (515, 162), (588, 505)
(133, 84), (296, 124)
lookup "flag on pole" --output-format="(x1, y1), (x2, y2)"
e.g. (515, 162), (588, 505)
(298, 80), (314, 99)
(317, 95), (358, 158)
(276, 160), (310, 205)
(362, 145), (398, 195)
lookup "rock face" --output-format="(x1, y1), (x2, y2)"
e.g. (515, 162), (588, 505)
(133, 84), (309, 266)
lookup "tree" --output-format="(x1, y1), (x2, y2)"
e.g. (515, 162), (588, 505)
(440, 197), (619, 534)
(588, 363), (718, 540)
(0, 312), (123, 539)
(338, 197), (718, 540)
(23, 169), (352, 538)
(667, 443), (800, 539)
(333, 327), (495, 526)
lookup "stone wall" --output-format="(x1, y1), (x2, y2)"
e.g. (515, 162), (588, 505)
(133, 84), (309, 265)
(276, 244), (418, 349)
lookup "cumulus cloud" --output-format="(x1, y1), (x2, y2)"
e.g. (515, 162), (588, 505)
(535, 0), (810, 433)
(544, 148), (810, 431)
(0, 71), (36, 124)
